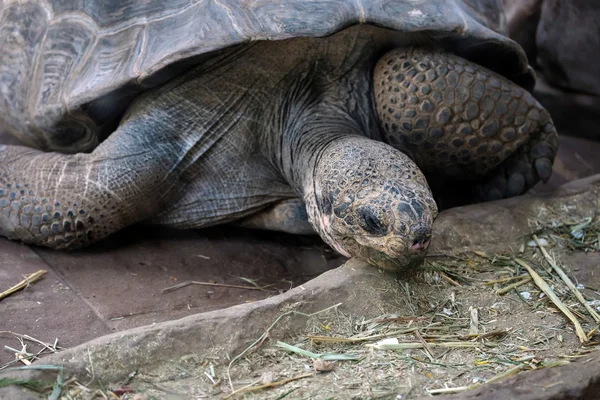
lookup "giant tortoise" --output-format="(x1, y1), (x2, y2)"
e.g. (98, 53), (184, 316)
(0, 0), (558, 270)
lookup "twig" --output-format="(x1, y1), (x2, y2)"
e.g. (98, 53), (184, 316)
(426, 364), (525, 395)
(224, 373), (313, 399)
(495, 277), (532, 295)
(162, 280), (274, 294)
(0, 332), (62, 352)
(427, 385), (475, 395)
(0, 332), (61, 370)
(439, 272), (461, 287)
(485, 274), (529, 286)
(16, 353), (31, 366)
(366, 316), (428, 324)
(307, 335), (365, 343)
(485, 364), (525, 384)
(275, 341), (359, 360)
(463, 330), (510, 341)
(515, 258), (589, 344)
(0, 270), (47, 301)
(414, 330), (435, 361)
(366, 340), (481, 350)
(533, 234), (600, 323)
(308, 327), (422, 343)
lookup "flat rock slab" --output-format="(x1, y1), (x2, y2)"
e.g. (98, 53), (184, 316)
(33, 226), (343, 330)
(0, 225), (343, 366)
(431, 174), (600, 255)
(430, 351), (600, 400)
(0, 240), (111, 366)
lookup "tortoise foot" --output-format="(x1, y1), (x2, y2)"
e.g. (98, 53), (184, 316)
(477, 130), (558, 201)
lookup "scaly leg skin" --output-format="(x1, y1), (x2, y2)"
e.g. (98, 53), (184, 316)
(373, 47), (558, 203)
(235, 198), (315, 234)
(476, 130), (557, 201)
(0, 119), (176, 249)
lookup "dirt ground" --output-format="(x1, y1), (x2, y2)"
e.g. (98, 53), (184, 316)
(152, 250), (600, 400)
(3, 97), (600, 398)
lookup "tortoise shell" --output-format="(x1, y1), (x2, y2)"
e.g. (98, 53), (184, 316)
(0, 0), (532, 153)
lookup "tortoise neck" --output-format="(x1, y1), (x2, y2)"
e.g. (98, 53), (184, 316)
(277, 108), (361, 198)
(264, 66), (378, 197)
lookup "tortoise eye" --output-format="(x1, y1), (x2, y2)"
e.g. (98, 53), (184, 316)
(357, 207), (387, 235)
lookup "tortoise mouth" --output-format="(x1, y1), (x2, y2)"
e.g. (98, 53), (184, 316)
(365, 246), (426, 271)
(341, 236), (427, 271)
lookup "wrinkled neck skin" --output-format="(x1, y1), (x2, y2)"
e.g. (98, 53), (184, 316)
(275, 109), (368, 258)
(264, 56), (379, 188)
(263, 66), (374, 248)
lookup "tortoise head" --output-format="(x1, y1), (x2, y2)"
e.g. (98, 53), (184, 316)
(306, 137), (438, 271)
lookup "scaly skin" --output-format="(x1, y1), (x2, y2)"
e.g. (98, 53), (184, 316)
(374, 47), (557, 199)
(236, 198), (314, 234)
(305, 137), (437, 270)
(0, 27), (558, 270)
(0, 119), (178, 248)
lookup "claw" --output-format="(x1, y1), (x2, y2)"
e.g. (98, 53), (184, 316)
(534, 158), (553, 183)
(489, 174), (508, 195)
(507, 173), (526, 196)
(531, 142), (555, 159)
(487, 188), (503, 201)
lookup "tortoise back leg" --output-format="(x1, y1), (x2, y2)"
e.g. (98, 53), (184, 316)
(373, 47), (558, 202)
(235, 198), (315, 234)
(0, 117), (181, 249)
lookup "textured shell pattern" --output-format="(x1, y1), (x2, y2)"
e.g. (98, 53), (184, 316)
(0, 0), (531, 153)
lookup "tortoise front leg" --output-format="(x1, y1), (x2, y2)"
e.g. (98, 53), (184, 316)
(0, 122), (177, 249)
(235, 198), (315, 234)
(373, 47), (558, 202)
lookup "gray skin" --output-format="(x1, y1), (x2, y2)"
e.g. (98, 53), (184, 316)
(0, 25), (558, 270)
